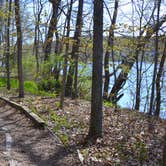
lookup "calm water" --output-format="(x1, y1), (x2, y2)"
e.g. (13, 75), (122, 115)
(81, 62), (166, 119)
(114, 62), (166, 119)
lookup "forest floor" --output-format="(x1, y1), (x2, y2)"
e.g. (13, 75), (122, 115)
(0, 100), (80, 166)
(0, 94), (166, 166)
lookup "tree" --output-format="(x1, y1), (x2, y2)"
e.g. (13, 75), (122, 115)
(33, 0), (43, 74)
(65, 0), (84, 98)
(103, 0), (119, 100)
(149, 0), (161, 115)
(15, 0), (24, 97)
(155, 37), (166, 116)
(60, 0), (74, 109)
(108, 14), (166, 104)
(133, 0), (149, 110)
(88, 0), (103, 140)
(0, 0), (4, 44)
(163, 132), (166, 165)
(44, 0), (61, 61)
(5, 0), (12, 90)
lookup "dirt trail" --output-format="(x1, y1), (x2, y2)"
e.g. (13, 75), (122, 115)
(0, 101), (79, 166)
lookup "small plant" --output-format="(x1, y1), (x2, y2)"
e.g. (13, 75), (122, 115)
(77, 63), (91, 100)
(24, 81), (38, 94)
(54, 130), (69, 145)
(0, 78), (18, 89)
(133, 141), (148, 163)
(50, 110), (70, 145)
(50, 112), (70, 129)
(0, 78), (7, 87)
(37, 78), (61, 93)
(104, 100), (114, 107)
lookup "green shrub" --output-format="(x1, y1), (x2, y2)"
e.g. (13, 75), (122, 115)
(0, 78), (18, 89)
(37, 78), (61, 93)
(104, 101), (114, 107)
(11, 79), (18, 89)
(40, 53), (64, 79)
(0, 78), (7, 87)
(0, 78), (57, 96)
(24, 81), (38, 94)
(77, 63), (91, 100)
(78, 76), (91, 100)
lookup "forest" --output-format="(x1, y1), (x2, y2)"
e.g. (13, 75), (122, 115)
(0, 0), (166, 165)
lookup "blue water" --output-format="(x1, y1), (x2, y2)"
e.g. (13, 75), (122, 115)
(116, 62), (166, 118)
(80, 62), (166, 119)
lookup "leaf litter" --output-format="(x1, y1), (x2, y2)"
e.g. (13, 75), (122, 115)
(8, 95), (166, 166)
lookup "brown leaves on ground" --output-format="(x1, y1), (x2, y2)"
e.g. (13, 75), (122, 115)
(9, 95), (166, 166)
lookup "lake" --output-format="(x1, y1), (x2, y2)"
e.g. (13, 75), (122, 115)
(81, 62), (166, 119)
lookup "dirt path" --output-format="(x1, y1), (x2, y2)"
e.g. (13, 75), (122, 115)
(0, 100), (79, 166)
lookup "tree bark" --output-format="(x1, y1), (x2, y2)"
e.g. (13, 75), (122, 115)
(135, 49), (145, 110)
(155, 38), (166, 116)
(149, 0), (161, 115)
(60, 0), (73, 109)
(162, 132), (166, 166)
(65, 0), (83, 97)
(103, 0), (119, 100)
(14, 0), (24, 97)
(134, 0), (145, 110)
(33, 0), (43, 74)
(44, 0), (61, 61)
(5, 0), (12, 90)
(88, 0), (103, 140)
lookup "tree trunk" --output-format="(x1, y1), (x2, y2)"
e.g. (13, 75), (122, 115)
(33, 0), (43, 74)
(103, 0), (119, 100)
(88, 0), (103, 140)
(135, 49), (144, 110)
(5, 0), (12, 90)
(134, 0), (145, 111)
(53, 31), (61, 81)
(44, 0), (61, 61)
(108, 14), (166, 104)
(149, 0), (161, 115)
(162, 132), (166, 166)
(65, 0), (84, 97)
(60, 0), (73, 109)
(14, 0), (24, 98)
(155, 39), (166, 117)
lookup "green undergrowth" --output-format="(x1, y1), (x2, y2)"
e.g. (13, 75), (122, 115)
(49, 109), (71, 145)
(0, 78), (57, 97)
(104, 100), (114, 107)
(24, 100), (48, 124)
(116, 140), (148, 164)
(104, 100), (121, 109)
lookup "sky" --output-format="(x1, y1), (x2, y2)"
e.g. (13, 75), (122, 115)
(23, 0), (166, 41)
